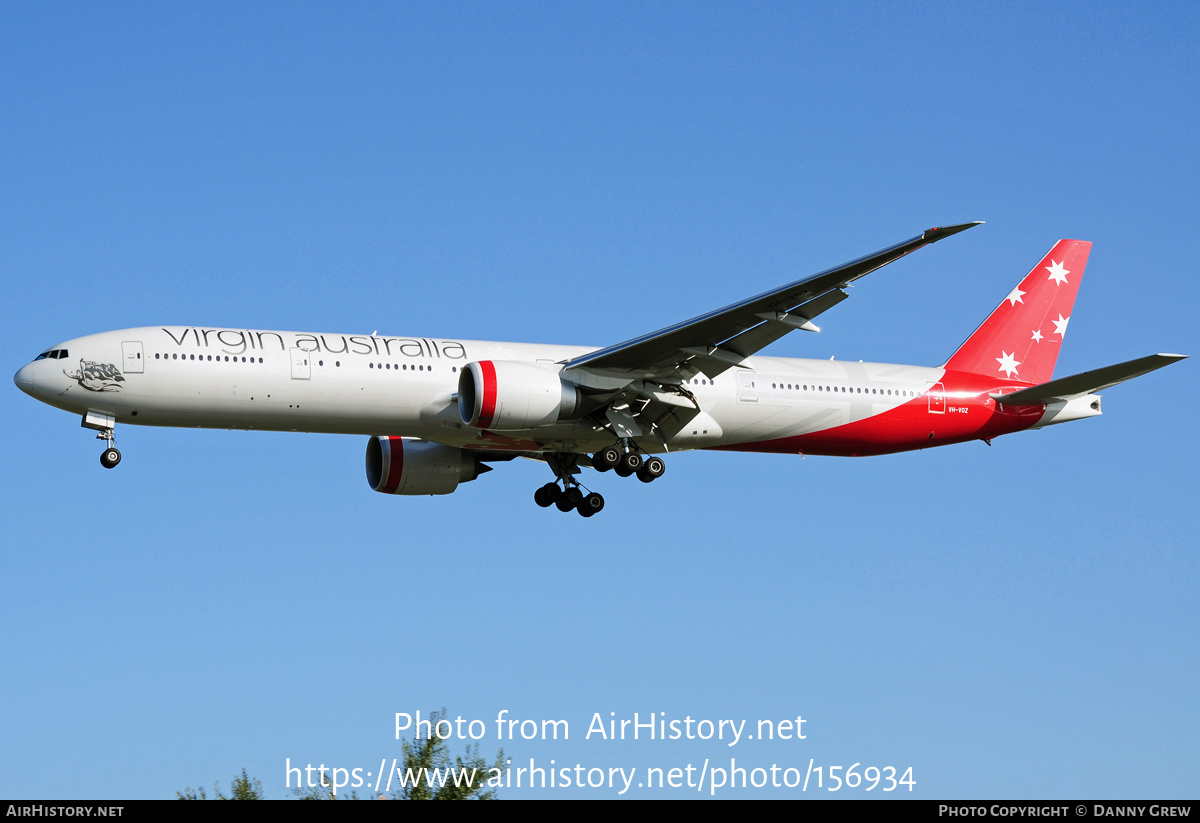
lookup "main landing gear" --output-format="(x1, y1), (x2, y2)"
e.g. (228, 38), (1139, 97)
(533, 445), (666, 516)
(534, 453), (604, 517)
(534, 482), (605, 518)
(591, 445), (665, 483)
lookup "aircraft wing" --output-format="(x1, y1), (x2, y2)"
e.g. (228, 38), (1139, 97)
(562, 221), (982, 378)
(990, 353), (1188, 405)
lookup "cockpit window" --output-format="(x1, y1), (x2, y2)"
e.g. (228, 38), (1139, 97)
(33, 349), (69, 361)
(34, 351), (50, 361)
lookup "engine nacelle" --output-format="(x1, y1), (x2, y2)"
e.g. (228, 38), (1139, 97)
(365, 437), (488, 496)
(458, 360), (581, 430)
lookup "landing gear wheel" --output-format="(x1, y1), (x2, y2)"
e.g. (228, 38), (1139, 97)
(534, 483), (559, 508)
(100, 448), (122, 469)
(616, 452), (642, 477)
(556, 487), (581, 512)
(593, 446), (620, 472)
(578, 492), (605, 517)
(637, 456), (665, 483)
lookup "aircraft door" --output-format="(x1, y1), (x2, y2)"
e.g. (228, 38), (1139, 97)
(926, 381), (945, 414)
(736, 369), (758, 402)
(121, 341), (144, 374)
(290, 348), (311, 380)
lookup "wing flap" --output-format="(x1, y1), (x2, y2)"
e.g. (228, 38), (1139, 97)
(723, 289), (851, 358)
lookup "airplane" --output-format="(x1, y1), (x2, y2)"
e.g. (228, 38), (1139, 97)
(13, 222), (1186, 516)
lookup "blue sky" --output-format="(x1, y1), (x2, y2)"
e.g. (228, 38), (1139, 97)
(2, 2), (1196, 799)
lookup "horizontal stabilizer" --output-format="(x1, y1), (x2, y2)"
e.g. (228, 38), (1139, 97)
(991, 353), (1187, 405)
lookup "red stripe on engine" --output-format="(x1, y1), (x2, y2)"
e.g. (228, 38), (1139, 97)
(383, 436), (405, 493)
(478, 361), (498, 429)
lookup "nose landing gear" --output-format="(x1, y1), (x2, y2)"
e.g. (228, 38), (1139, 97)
(82, 411), (121, 469)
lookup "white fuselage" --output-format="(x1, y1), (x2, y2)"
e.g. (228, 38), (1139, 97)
(16, 326), (945, 455)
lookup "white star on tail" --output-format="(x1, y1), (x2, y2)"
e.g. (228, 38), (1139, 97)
(1052, 313), (1070, 337)
(1031, 329), (1043, 342)
(1045, 259), (1070, 285)
(996, 350), (1021, 377)
(1006, 286), (1026, 306)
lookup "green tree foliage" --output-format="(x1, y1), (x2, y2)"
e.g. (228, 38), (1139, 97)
(292, 774), (357, 800)
(177, 768), (263, 800)
(395, 709), (504, 800)
(178, 709), (503, 800)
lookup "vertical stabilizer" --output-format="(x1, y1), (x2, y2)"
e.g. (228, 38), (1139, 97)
(944, 239), (1091, 385)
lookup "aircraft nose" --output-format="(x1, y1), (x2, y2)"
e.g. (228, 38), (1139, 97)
(14, 363), (33, 392)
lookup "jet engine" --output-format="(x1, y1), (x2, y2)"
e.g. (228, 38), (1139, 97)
(457, 360), (582, 430)
(365, 436), (489, 496)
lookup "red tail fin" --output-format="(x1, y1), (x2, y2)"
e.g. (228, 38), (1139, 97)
(944, 239), (1091, 385)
